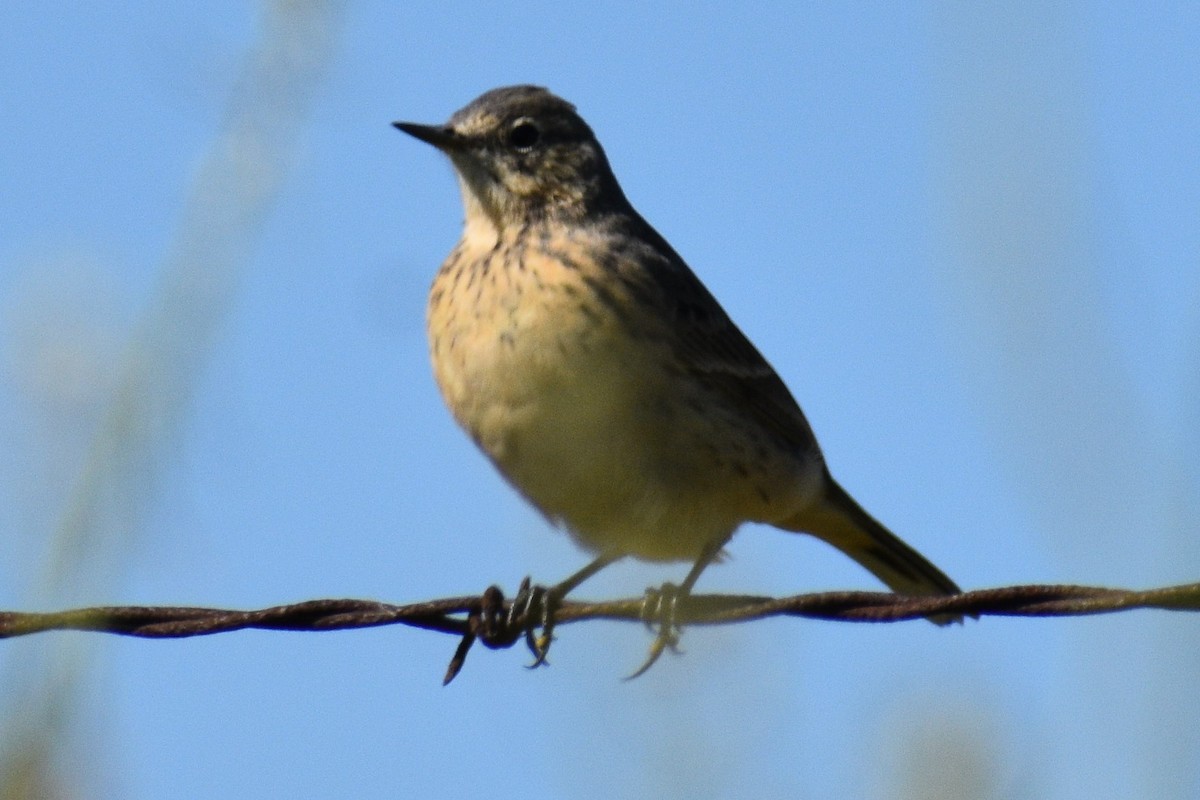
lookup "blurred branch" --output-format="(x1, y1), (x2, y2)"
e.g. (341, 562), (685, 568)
(3, 581), (1198, 683)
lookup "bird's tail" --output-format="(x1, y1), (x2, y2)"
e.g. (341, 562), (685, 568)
(777, 477), (963, 624)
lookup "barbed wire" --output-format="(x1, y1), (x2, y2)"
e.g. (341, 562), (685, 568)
(2, 581), (1197, 683)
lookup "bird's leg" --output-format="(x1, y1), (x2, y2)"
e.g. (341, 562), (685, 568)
(626, 539), (726, 680)
(528, 552), (624, 667)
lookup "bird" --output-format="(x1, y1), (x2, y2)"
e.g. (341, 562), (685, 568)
(395, 85), (962, 669)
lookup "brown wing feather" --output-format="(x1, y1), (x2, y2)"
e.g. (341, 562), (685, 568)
(604, 215), (821, 456)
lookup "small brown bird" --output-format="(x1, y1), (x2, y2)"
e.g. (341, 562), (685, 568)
(396, 86), (961, 664)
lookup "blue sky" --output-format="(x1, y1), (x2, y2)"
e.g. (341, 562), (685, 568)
(1, 3), (1198, 798)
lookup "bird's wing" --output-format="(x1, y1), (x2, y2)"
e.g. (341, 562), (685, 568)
(608, 218), (822, 456)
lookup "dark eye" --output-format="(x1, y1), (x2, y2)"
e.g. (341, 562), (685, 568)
(508, 120), (540, 150)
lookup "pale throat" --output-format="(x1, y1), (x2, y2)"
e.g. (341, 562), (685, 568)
(456, 182), (504, 247)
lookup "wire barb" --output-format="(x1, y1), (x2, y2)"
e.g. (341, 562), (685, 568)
(443, 581), (546, 684)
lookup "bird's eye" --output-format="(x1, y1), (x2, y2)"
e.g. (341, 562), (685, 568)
(508, 120), (540, 150)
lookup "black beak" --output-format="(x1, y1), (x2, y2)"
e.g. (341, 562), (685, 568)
(393, 121), (460, 151)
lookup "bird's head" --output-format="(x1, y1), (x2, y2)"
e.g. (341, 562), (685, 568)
(396, 85), (628, 230)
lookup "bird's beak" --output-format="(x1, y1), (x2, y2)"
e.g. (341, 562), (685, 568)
(393, 121), (461, 151)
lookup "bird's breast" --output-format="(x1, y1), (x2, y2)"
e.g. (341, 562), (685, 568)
(427, 227), (635, 461)
(425, 226), (719, 556)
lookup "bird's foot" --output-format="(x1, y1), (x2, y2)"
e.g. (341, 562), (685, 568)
(624, 582), (685, 680)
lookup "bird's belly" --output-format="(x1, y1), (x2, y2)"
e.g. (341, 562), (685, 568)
(430, 293), (752, 560)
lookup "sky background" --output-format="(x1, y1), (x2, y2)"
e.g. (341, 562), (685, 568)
(1, 2), (1198, 798)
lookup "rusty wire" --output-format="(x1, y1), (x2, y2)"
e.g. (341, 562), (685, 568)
(2, 581), (1197, 683)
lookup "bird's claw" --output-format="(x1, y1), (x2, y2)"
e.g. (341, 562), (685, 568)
(624, 583), (684, 680)
(517, 579), (559, 669)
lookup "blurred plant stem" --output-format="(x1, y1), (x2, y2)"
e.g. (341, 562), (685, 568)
(0, 2), (345, 795)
